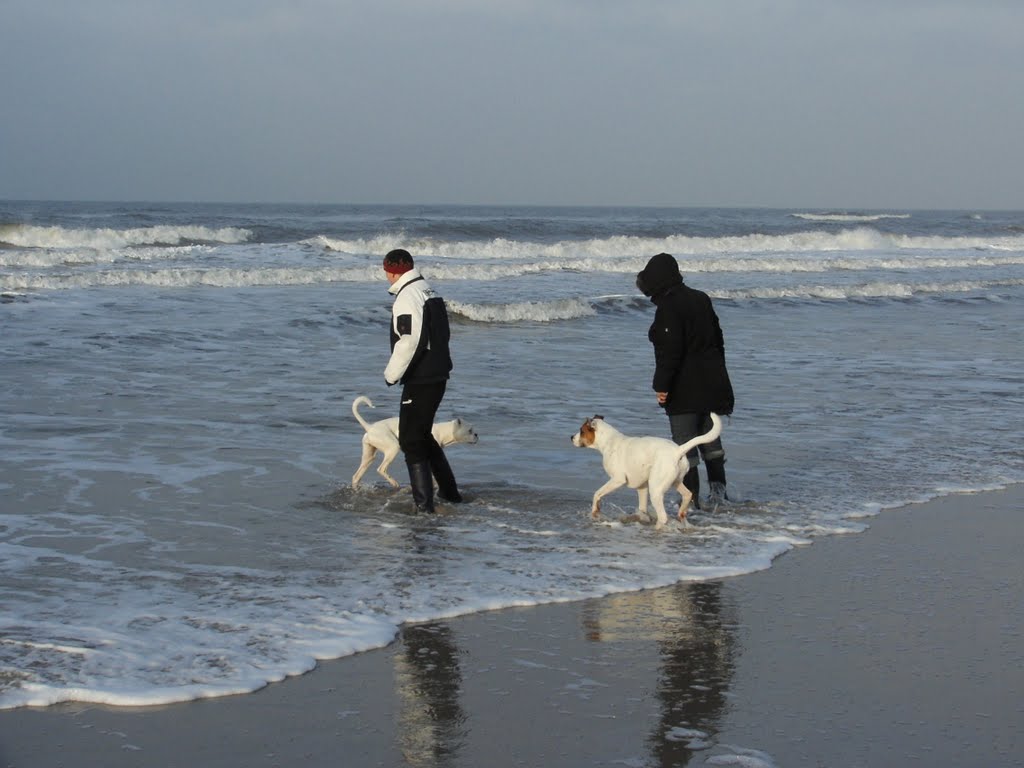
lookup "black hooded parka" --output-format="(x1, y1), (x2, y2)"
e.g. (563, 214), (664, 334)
(637, 253), (735, 416)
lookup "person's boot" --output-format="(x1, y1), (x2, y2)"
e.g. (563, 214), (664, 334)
(406, 460), (435, 514)
(705, 457), (728, 507)
(682, 466), (701, 511)
(429, 443), (462, 503)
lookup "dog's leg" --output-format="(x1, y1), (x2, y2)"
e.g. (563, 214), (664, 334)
(621, 486), (652, 525)
(591, 477), (625, 520)
(352, 440), (377, 488)
(650, 491), (670, 530)
(377, 446), (403, 489)
(675, 481), (693, 526)
(636, 486), (652, 523)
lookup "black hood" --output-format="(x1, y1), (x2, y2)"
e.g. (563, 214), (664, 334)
(636, 252), (682, 299)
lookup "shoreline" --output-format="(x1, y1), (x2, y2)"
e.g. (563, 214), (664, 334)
(3, 485), (1023, 768)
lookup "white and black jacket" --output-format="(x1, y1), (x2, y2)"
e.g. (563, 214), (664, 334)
(384, 268), (453, 386)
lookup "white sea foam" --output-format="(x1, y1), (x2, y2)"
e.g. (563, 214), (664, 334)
(0, 265), (381, 292)
(320, 228), (1024, 260)
(5, 269), (1020, 300)
(4, 256), (1022, 294)
(18, 266), (1013, 305)
(448, 298), (597, 323)
(0, 245), (207, 268)
(0, 223), (251, 250)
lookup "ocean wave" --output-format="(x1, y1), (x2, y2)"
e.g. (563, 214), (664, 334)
(0, 245), (210, 269)
(417, 252), (1024, 283)
(444, 280), (1024, 324)
(4, 256), (1023, 294)
(715, 278), (1024, 302)
(4, 248), (1022, 280)
(5, 225), (1022, 277)
(448, 298), (598, 323)
(319, 227), (1024, 261)
(0, 223), (251, 250)
(0, 265), (380, 292)
(791, 212), (912, 222)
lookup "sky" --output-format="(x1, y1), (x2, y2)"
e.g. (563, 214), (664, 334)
(3, 0), (1023, 209)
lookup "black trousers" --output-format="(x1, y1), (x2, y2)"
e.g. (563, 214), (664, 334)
(398, 380), (447, 463)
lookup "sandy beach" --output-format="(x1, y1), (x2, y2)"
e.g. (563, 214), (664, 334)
(3, 485), (1022, 768)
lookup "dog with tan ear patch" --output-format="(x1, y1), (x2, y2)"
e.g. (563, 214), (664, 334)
(571, 413), (723, 529)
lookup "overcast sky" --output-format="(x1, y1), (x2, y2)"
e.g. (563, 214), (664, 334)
(3, 0), (1022, 209)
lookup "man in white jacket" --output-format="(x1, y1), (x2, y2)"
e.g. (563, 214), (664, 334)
(383, 249), (460, 512)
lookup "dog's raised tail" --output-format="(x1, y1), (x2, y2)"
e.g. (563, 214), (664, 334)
(675, 412), (723, 463)
(351, 395), (376, 432)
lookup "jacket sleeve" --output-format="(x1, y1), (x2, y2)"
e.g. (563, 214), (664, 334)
(712, 308), (726, 354)
(384, 288), (424, 385)
(651, 303), (685, 392)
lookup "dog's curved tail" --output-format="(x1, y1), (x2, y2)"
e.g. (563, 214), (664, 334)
(675, 412), (723, 463)
(351, 395), (375, 432)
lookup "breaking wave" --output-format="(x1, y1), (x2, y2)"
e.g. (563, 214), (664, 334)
(448, 298), (598, 323)
(0, 223), (252, 250)
(443, 280), (1024, 324)
(4, 261), (1023, 295)
(318, 228), (1024, 261)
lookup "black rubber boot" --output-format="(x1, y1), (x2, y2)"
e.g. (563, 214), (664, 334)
(429, 442), (462, 503)
(705, 457), (728, 504)
(683, 466), (701, 510)
(406, 460), (435, 514)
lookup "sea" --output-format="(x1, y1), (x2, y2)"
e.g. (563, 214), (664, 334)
(1, 201), (1022, 710)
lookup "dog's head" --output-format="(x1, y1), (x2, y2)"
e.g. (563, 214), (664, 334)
(570, 414), (604, 448)
(451, 417), (479, 445)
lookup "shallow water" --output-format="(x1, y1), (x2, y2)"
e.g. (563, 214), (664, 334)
(1, 202), (1022, 708)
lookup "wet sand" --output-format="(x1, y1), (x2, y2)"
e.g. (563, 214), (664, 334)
(2, 486), (1022, 768)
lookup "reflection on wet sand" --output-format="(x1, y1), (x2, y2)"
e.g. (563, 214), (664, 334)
(393, 522), (466, 766)
(583, 582), (737, 767)
(389, 580), (737, 767)
(394, 622), (467, 767)
(384, 512), (738, 767)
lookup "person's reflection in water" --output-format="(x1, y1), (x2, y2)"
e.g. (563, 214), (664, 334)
(583, 581), (736, 767)
(393, 621), (467, 766)
(391, 519), (467, 766)
(650, 582), (735, 766)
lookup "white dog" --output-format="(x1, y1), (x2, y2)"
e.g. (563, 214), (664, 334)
(571, 413), (723, 529)
(351, 395), (479, 488)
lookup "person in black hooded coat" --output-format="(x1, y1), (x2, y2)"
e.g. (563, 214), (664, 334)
(636, 252), (734, 508)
